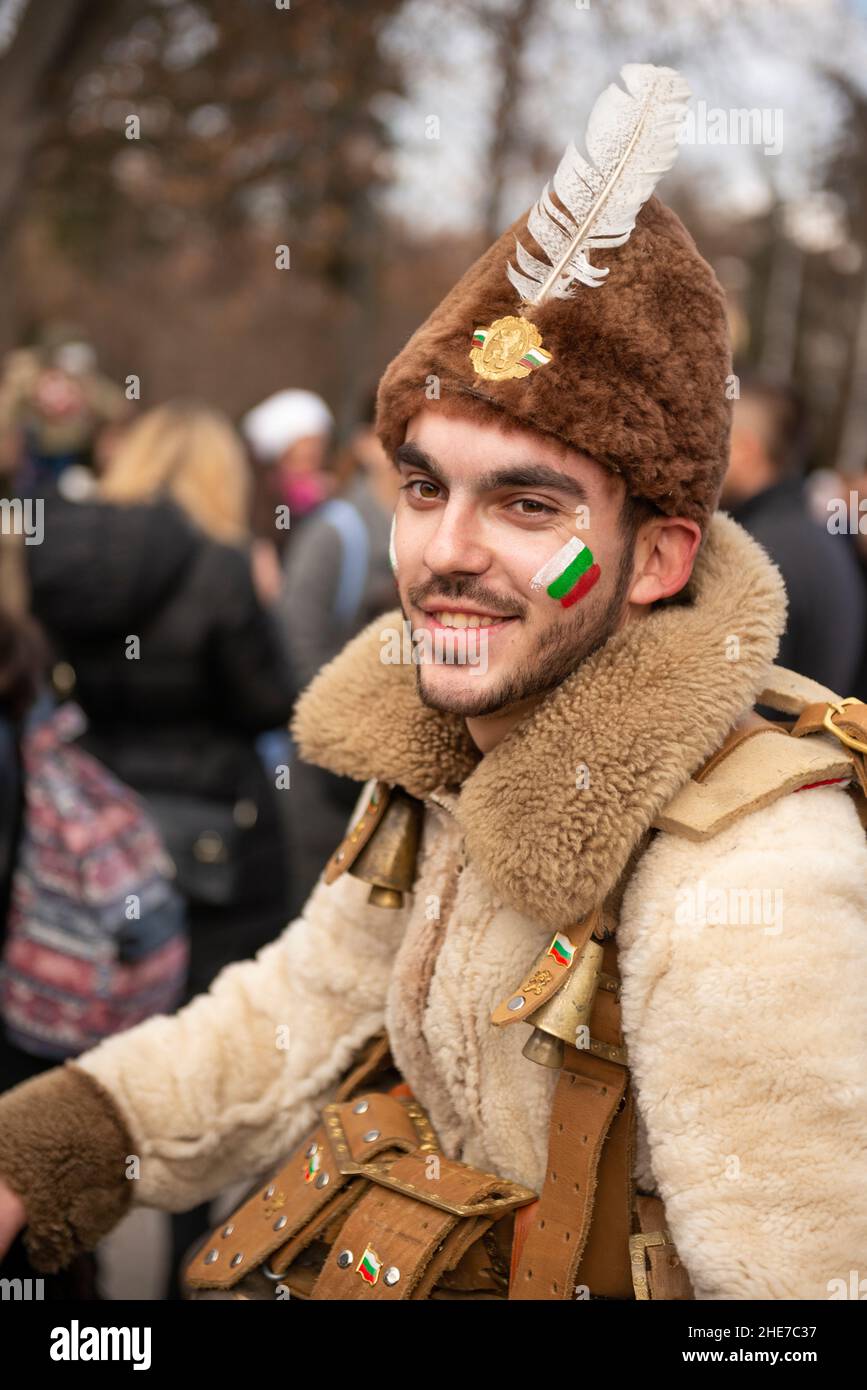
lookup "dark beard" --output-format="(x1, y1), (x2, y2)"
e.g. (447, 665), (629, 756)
(411, 540), (635, 718)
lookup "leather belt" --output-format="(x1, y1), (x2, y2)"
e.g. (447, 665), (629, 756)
(185, 1045), (536, 1298)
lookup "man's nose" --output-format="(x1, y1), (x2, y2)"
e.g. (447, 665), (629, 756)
(422, 501), (489, 576)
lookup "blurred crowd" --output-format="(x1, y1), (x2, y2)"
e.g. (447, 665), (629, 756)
(0, 325), (399, 1297)
(0, 326), (866, 1298)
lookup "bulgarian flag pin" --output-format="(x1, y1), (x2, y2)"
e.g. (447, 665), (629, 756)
(530, 537), (601, 608)
(357, 1245), (382, 1286)
(303, 1145), (322, 1183)
(547, 932), (576, 969)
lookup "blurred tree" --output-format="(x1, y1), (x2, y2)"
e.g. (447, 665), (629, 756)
(0, 0), (406, 433)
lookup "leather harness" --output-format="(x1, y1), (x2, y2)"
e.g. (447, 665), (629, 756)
(184, 692), (867, 1301)
(184, 919), (688, 1301)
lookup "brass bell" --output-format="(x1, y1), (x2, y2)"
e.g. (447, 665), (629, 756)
(349, 787), (423, 907)
(521, 937), (604, 1068)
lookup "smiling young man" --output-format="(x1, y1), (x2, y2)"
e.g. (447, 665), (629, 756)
(390, 410), (699, 749)
(1, 64), (866, 1305)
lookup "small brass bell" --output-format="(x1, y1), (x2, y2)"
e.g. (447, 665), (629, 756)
(521, 937), (605, 1068)
(349, 787), (423, 907)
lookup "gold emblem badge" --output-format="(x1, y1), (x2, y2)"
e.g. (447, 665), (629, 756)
(470, 314), (553, 382)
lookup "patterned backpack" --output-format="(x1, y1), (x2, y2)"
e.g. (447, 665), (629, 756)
(0, 703), (188, 1058)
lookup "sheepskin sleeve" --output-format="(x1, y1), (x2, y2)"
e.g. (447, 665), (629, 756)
(0, 1060), (135, 1273)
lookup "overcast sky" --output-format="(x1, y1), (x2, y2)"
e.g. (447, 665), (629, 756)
(378, 0), (867, 234)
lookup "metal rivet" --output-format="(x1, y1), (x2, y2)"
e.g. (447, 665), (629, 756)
(221, 1224), (234, 1238)
(315, 1172), (330, 1189)
(305, 1142), (318, 1158)
(352, 1100), (369, 1114)
(384, 1266), (401, 1286)
(204, 1249), (219, 1265)
(265, 1185), (276, 1199)
(230, 1253), (244, 1267)
(507, 995), (525, 1011)
(273, 1215), (288, 1231)
(362, 1129), (381, 1143)
(337, 1249), (353, 1269)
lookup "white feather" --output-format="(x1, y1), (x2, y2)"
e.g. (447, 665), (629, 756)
(507, 63), (691, 305)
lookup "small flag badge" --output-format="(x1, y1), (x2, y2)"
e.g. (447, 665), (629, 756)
(547, 932), (575, 968)
(357, 1245), (382, 1286)
(303, 1145), (322, 1183)
(470, 314), (552, 382)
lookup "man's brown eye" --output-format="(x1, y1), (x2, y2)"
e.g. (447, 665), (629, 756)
(515, 499), (555, 516)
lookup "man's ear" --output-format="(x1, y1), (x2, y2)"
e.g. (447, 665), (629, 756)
(628, 517), (702, 607)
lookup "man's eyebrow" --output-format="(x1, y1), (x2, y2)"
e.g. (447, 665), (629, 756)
(393, 440), (589, 503)
(394, 440), (441, 477)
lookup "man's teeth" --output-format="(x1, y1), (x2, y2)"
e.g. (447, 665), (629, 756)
(430, 611), (509, 628)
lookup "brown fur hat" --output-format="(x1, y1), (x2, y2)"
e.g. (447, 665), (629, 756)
(375, 194), (732, 529)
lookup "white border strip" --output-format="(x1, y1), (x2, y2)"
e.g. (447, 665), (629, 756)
(530, 536), (585, 590)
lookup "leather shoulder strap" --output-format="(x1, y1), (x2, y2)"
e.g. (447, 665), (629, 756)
(653, 706), (853, 843)
(757, 664), (840, 716)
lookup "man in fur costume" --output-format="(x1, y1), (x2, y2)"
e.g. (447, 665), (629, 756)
(1, 64), (866, 1302)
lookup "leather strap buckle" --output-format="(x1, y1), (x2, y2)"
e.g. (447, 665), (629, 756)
(587, 1036), (629, 1067)
(822, 698), (867, 755)
(323, 1097), (438, 1175)
(628, 1229), (670, 1300)
(356, 1157), (537, 1218)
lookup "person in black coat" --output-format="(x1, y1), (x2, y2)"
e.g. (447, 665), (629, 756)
(26, 403), (296, 999)
(721, 378), (867, 694)
(26, 402), (297, 1298)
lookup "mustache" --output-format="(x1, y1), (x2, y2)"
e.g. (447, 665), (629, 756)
(408, 584), (526, 618)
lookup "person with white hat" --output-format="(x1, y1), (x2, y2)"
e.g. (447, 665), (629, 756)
(242, 387), (335, 523)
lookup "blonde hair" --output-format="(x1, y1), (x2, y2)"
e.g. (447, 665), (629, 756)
(101, 401), (252, 544)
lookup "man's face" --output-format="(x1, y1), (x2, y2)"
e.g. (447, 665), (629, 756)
(391, 408), (638, 717)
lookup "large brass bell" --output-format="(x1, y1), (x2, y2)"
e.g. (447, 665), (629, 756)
(349, 787), (423, 908)
(522, 938), (605, 1069)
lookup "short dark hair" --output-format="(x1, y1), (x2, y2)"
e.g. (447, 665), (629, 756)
(619, 491), (663, 546)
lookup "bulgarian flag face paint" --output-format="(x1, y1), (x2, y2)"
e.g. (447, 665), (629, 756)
(530, 537), (600, 608)
(388, 512), (398, 576)
(357, 1245), (382, 1286)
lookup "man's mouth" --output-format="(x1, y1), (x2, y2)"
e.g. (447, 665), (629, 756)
(419, 606), (519, 630)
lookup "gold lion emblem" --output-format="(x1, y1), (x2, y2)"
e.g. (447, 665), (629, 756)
(470, 315), (552, 382)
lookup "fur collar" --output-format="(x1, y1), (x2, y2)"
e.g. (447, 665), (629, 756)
(292, 513), (786, 929)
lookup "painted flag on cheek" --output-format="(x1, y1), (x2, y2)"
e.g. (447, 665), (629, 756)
(530, 537), (601, 608)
